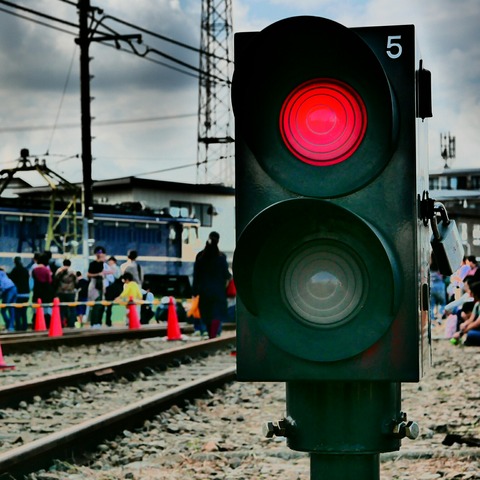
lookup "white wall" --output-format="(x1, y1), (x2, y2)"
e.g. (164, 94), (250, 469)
(94, 183), (235, 264)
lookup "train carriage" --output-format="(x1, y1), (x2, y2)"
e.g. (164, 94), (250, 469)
(0, 200), (201, 280)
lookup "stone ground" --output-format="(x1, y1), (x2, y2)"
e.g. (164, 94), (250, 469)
(25, 325), (480, 479)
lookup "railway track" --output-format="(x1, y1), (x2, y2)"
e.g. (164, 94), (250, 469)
(0, 334), (237, 479)
(0, 323), (196, 354)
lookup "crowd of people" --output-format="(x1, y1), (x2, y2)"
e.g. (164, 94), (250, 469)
(431, 255), (480, 346)
(0, 233), (236, 338)
(0, 248), (155, 332)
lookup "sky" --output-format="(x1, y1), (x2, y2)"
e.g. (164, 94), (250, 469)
(0, 0), (478, 189)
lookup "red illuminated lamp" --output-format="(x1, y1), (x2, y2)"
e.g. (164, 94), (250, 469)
(280, 79), (367, 166)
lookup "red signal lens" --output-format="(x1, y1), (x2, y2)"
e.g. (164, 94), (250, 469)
(280, 79), (367, 166)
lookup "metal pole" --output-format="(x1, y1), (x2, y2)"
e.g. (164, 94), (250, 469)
(284, 381), (408, 480)
(76, 0), (94, 264)
(310, 453), (379, 480)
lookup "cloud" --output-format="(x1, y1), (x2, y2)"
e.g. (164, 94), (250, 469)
(233, 0), (480, 170)
(0, 0), (478, 188)
(0, 0), (203, 184)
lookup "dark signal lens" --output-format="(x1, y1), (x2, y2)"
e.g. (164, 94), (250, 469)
(282, 240), (366, 327)
(280, 79), (367, 166)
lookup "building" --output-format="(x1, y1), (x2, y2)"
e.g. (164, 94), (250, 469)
(91, 177), (235, 261)
(429, 167), (480, 257)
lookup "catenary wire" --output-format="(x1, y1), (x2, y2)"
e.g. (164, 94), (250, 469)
(0, 0), (77, 28)
(0, 2), (219, 80)
(0, 114), (197, 133)
(0, 5), (76, 35)
(101, 13), (230, 63)
(46, 44), (78, 154)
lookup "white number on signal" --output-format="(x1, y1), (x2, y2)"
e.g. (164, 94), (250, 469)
(386, 35), (402, 59)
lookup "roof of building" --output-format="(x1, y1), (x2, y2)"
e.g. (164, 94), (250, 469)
(11, 176), (235, 197)
(430, 189), (480, 200)
(430, 167), (480, 177)
(93, 176), (235, 195)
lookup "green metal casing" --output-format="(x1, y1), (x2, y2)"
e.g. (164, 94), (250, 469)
(232, 17), (431, 383)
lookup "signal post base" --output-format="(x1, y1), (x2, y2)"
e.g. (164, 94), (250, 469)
(285, 381), (403, 479)
(311, 453), (380, 480)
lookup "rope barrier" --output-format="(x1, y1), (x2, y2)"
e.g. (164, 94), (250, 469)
(0, 298), (167, 309)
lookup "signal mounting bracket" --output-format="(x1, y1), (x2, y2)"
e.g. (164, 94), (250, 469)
(419, 190), (435, 226)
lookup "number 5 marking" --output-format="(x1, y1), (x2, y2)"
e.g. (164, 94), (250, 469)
(387, 35), (402, 59)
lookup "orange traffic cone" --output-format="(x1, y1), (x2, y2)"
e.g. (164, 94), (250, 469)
(0, 344), (15, 370)
(167, 296), (182, 341)
(34, 299), (47, 331)
(49, 297), (63, 337)
(128, 296), (141, 329)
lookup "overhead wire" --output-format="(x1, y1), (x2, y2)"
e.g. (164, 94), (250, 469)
(0, 0), (77, 28)
(0, 113), (197, 133)
(112, 43), (200, 79)
(0, 5), (76, 35)
(130, 155), (232, 179)
(130, 161), (204, 178)
(0, 0), (228, 64)
(0, 1), (226, 81)
(56, 0), (77, 6)
(0, 0), (230, 175)
(46, 44), (78, 154)
(101, 14), (230, 63)
(89, 13), (227, 81)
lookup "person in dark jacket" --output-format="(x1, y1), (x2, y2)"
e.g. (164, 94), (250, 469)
(192, 231), (231, 338)
(9, 257), (30, 331)
(75, 271), (89, 326)
(88, 246), (114, 327)
(31, 253), (54, 327)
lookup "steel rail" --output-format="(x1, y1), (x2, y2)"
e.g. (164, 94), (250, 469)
(1, 324), (236, 354)
(0, 365), (237, 478)
(0, 333), (236, 407)
(0, 324), (197, 353)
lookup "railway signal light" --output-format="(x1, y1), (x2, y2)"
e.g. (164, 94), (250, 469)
(232, 17), (432, 383)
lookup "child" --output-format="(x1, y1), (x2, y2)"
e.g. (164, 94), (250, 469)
(115, 272), (142, 324)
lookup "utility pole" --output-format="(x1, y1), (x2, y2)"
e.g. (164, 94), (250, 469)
(76, 0), (95, 267)
(75, 1), (141, 267)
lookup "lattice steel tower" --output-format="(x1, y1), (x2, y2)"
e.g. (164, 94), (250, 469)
(196, 0), (234, 185)
(440, 132), (456, 169)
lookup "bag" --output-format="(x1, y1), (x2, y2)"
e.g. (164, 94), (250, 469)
(226, 278), (236, 298)
(187, 295), (201, 319)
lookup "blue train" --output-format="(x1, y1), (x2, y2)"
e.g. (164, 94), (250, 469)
(0, 199), (201, 282)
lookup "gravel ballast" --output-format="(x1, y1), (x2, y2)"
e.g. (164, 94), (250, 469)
(8, 331), (480, 479)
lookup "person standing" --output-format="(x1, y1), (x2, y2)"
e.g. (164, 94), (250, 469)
(9, 257), (30, 331)
(121, 250), (143, 285)
(32, 253), (54, 327)
(105, 256), (122, 327)
(54, 259), (77, 328)
(87, 246), (111, 328)
(192, 231), (231, 338)
(0, 268), (18, 332)
(75, 271), (89, 326)
(28, 252), (41, 291)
